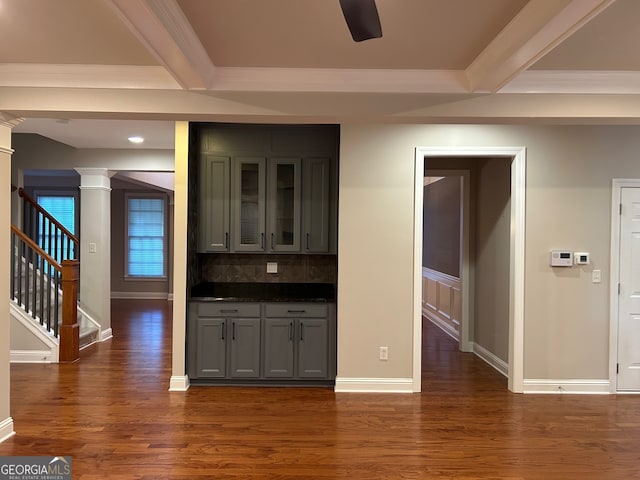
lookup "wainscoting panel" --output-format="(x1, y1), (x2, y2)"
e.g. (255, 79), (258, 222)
(422, 267), (461, 341)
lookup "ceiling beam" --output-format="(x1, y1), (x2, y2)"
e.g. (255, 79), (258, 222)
(105, 0), (215, 90)
(465, 0), (617, 93)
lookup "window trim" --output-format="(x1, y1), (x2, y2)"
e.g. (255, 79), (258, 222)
(124, 193), (168, 280)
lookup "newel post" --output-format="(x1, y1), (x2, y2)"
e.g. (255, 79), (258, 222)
(60, 259), (80, 363)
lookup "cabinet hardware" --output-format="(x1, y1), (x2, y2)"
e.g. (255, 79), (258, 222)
(306, 233), (310, 250)
(300, 322), (304, 341)
(289, 322), (293, 341)
(224, 232), (229, 249)
(220, 309), (238, 314)
(287, 309), (306, 314)
(261, 232), (264, 249)
(232, 321), (236, 340)
(271, 233), (274, 249)
(221, 320), (225, 340)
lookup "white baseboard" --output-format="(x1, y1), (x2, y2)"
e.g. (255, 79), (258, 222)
(10, 350), (56, 363)
(472, 342), (508, 377)
(111, 291), (170, 300)
(100, 328), (113, 342)
(523, 379), (611, 394)
(169, 375), (190, 392)
(424, 311), (460, 342)
(0, 417), (15, 443)
(334, 377), (415, 393)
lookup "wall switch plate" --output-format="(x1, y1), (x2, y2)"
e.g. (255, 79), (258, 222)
(89, 242), (97, 253)
(592, 269), (601, 283)
(266, 262), (278, 274)
(379, 346), (388, 361)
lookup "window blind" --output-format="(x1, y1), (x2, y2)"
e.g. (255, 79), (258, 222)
(127, 197), (165, 277)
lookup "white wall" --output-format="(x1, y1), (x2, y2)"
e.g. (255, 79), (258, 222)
(337, 124), (640, 386)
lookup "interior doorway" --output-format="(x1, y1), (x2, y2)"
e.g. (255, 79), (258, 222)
(413, 147), (526, 393)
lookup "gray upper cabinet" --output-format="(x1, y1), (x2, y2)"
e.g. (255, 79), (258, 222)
(198, 155), (230, 252)
(268, 158), (301, 252)
(302, 157), (331, 253)
(197, 124), (338, 254)
(232, 157), (266, 252)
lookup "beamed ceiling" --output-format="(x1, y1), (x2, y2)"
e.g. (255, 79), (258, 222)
(2, 0), (639, 148)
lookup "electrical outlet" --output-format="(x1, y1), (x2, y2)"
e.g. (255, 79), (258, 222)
(379, 346), (388, 361)
(266, 262), (278, 274)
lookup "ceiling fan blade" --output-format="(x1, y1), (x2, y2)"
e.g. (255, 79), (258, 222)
(339, 0), (382, 42)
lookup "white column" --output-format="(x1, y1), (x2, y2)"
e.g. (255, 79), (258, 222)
(75, 168), (115, 340)
(1, 113), (22, 443)
(170, 122), (189, 391)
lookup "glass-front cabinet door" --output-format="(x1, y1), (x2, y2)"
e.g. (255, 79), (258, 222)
(232, 157), (266, 251)
(268, 158), (301, 252)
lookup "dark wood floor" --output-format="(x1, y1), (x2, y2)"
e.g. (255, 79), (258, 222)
(2, 300), (639, 479)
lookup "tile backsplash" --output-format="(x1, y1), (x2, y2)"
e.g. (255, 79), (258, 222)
(199, 254), (337, 284)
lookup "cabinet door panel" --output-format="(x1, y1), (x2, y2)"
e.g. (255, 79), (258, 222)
(303, 157), (330, 253)
(297, 319), (328, 378)
(232, 157), (266, 251)
(229, 318), (261, 378)
(268, 158), (301, 251)
(198, 156), (230, 252)
(264, 318), (295, 377)
(196, 318), (226, 378)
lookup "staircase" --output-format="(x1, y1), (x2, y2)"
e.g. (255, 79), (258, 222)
(9, 187), (99, 363)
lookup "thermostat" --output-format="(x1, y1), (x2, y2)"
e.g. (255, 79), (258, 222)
(550, 250), (573, 267)
(574, 252), (590, 265)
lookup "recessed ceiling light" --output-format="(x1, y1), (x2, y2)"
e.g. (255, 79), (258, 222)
(128, 136), (144, 144)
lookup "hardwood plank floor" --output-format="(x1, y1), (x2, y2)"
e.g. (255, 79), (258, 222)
(2, 300), (639, 479)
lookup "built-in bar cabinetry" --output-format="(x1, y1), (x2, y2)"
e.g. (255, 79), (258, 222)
(188, 300), (336, 385)
(195, 124), (338, 254)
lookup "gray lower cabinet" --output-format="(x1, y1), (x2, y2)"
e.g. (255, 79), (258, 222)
(189, 301), (334, 383)
(263, 303), (329, 379)
(189, 302), (261, 379)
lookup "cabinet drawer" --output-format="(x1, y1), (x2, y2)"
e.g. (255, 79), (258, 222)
(196, 302), (260, 317)
(264, 303), (328, 318)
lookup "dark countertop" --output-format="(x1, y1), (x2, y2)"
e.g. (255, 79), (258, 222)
(190, 282), (336, 302)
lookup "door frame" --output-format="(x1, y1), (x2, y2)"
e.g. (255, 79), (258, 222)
(413, 146), (526, 393)
(609, 179), (640, 393)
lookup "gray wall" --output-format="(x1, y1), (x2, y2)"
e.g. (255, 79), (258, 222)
(338, 124), (640, 383)
(423, 176), (461, 277)
(474, 158), (511, 362)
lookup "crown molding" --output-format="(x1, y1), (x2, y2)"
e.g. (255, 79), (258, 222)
(466, 0), (616, 93)
(0, 64), (180, 90)
(105, 0), (215, 90)
(0, 112), (24, 129)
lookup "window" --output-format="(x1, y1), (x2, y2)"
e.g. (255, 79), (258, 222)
(126, 195), (166, 278)
(36, 193), (77, 263)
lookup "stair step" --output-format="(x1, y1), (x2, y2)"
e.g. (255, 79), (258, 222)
(79, 326), (99, 348)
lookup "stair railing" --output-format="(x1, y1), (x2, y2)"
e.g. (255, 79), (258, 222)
(17, 187), (79, 263)
(10, 225), (80, 363)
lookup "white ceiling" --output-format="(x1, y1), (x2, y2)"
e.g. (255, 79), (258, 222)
(3, 0), (640, 148)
